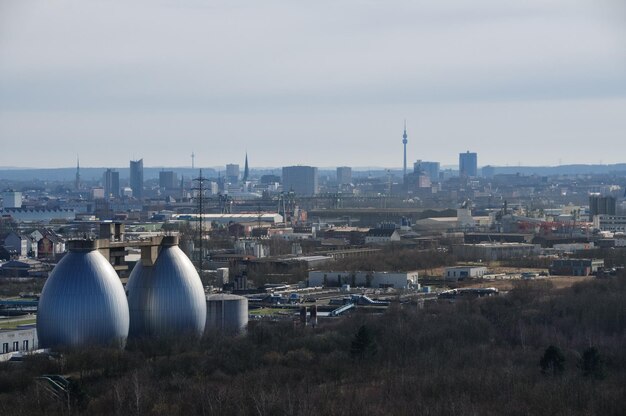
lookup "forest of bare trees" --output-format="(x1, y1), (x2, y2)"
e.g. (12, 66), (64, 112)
(1, 273), (625, 415)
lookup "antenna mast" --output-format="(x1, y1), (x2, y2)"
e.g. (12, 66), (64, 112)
(192, 169), (205, 275)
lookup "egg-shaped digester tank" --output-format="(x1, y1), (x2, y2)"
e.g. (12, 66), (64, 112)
(37, 240), (130, 349)
(126, 236), (206, 338)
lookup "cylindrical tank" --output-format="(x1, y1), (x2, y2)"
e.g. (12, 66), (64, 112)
(37, 240), (129, 348)
(205, 294), (248, 334)
(126, 236), (206, 338)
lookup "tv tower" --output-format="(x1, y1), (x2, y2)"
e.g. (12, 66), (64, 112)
(402, 120), (408, 180)
(191, 151), (195, 169)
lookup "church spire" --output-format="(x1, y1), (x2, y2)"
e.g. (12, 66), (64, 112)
(243, 152), (249, 182)
(75, 155), (81, 191)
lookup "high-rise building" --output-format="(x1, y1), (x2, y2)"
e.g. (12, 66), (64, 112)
(589, 195), (616, 220)
(459, 151), (478, 177)
(336, 166), (352, 185)
(103, 169), (120, 199)
(130, 159), (144, 199)
(159, 171), (177, 189)
(414, 161), (440, 183)
(282, 166), (318, 196)
(226, 164), (240, 183)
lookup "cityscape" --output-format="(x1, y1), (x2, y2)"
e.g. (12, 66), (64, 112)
(1, 1), (625, 415)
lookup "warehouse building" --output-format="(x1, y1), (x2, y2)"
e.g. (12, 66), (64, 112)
(308, 270), (418, 289)
(444, 266), (488, 281)
(452, 243), (540, 261)
(550, 258), (604, 276)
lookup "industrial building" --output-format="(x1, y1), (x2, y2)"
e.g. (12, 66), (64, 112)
(37, 240), (130, 349)
(36, 235), (208, 348)
(282, 166), (319, 196)
(1, 326), (38, 361)
(444, 266), (488, 281)
(452, 243), (540, 261)
(365, 228), (401, 244)
(174, 213), (284, 225)
(1, 208), (76, 223)
(205, 294), (248, 334)
(593, 215), (626, 233)
(588, 195), (616, 220)
(126, 236), (206, 338)
(550, 258), (604, 276)
(308, 270), (418, 289)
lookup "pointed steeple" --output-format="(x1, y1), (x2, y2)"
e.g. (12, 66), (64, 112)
(243, 152), (249, 182)
(75, 155), (81, 191)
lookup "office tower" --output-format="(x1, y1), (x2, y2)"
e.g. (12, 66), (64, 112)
(402, 121), (408, 180)
(226, 164), (240, 183)
(459, 151), (478, 177)
(243, 153), (249, 182)
(336, 166), (352, 185)
(103, 169), (120, 199)
(589, 195), (616, 220)
(130, 159), (144, 199)
(414, 161), (440, 183)
(159, 171), (177, 189)
(282, 166), (319, 196)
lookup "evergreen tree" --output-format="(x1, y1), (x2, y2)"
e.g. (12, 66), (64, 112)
(580, 347), (605, 379)
(540, 345), (565, 376)
(351, 325), (377, 359)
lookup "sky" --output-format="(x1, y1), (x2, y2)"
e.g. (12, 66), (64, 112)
(1, 0), (625, 169)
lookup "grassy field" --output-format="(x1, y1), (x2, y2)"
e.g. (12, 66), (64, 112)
(249, 307), (298, 316)
(0, 316), (37, 329)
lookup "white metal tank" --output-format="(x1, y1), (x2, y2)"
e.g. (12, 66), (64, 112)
(37, 240), (129, 348)
(126, 236), (206, 338)
(205, 294), (248, 334)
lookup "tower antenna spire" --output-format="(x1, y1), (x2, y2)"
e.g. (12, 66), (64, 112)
(402, 120), (408, 181)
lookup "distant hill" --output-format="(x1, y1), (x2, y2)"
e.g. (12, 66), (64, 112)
(484, 164), (626, 176)
(0, 167), (218, 181)
(1, 163), (625, 182)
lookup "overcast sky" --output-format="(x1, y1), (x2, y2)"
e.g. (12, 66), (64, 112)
(1, 0), (625, 169)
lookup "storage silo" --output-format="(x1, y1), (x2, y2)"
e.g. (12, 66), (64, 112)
(126, 236), (206, 338)
(205, 294), (248, 334)
(37, 240), (129, 348)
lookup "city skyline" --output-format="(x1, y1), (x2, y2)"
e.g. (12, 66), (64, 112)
(1, 1), (625, 168)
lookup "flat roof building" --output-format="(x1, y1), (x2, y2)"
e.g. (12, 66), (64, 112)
(459, 151), (478, 177)
(282, 166), (318, 196)
(336, 167), (352, 185)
